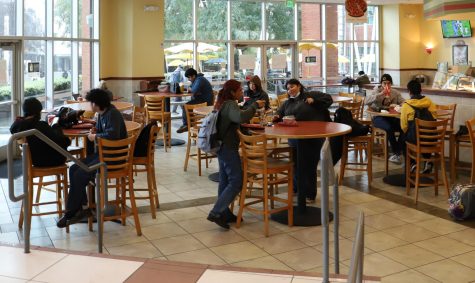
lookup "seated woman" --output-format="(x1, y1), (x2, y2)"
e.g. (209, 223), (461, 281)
(10, 98), (71, 167)
(242, 75), (270, 110)
(207, 80), (265, 229)
(273, 79), (333, 202)
(365, 74), (405, 164)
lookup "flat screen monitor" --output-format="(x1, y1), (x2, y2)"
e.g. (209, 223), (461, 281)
(441, 20), (472, 38)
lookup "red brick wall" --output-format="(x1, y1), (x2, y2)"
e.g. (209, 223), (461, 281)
(81, 0), (92, 91)
(300, 4), (322, 78)
(325, 5), (339, 82)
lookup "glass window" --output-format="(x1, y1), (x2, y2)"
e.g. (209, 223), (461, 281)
(198, 42), (227, 85)
(53, 41), (71, 106)
(326, 5), (350, 41)
(298, 3), (321, 41)
(164, 0), (193, 40)
(266, 2), (294, 40)
(298, 43), (323, 86)
(164, 42), (194, 81)
(0, 0), (16, 36)
(24, 0), (46, 37)
(24, 41), (46, 108)
(78, 0), (93, 39)
(231, 1), (262, 40)
(54, 0), (72, 38)
(353, 43), (377, 79)
(353, 6), (378, 41)
(197, 1), (227, 40)
(79, 42), (91, 92)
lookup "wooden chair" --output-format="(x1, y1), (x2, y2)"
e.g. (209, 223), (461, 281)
(236, 131), (293, 237)
(132, 122), (161, 218)
(373, 127), (389, 176)
(276, 93), (288, 108)
(144, 95), (171, 152)
(436, 104), (456, 134)
(466, 118), (475, 183)
(132, 106), (146, 126)
(339, 132), (373, 185)
(405, 119), (449, 204)
(183, 103), (215, 176)
(341, 100), (362, 119)
(19, 144), (69, 233)
(88, 136), (141, 236)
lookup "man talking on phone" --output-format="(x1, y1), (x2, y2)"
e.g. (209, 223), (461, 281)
(365, 74), (405, 164)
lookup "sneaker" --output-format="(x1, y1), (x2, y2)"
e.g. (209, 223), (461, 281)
(68, 208), (93, 226)
(56, 215), (69, 228)
(422, 162), (433, 174)
(176, 125), (188, 133)
(207, 214), (230, 229)
(388, 154), (402, 164)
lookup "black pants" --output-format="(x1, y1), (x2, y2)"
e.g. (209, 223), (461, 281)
(373, 116), (403, 155)
(290, 138), (324, 200)
(181, 98), (211, 126)
(66, 154), (98, 217)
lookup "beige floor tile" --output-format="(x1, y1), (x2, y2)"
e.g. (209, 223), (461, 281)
(340, 192), (381, 204)
(194, 229), (246, 248)
(162, 207), (207, 222)
(381, 269), (440, 283)
(313, 238), (373, 261)
(155, 192), (183, 203)
(107, 241), (163, 258)
(416, 259), (475, 283)
(382, 223), (440, 243)
(331, 219), (377, 238)
(0, 232), (19, 246)
(45, 224), (93, 241)
(0, 276), (26, 283)
(231, 221), (283, 240)
(211, 241), (268, 264)
(197, 270), (292, 283)
(103, 228), (148, 248)
(357, 199), (405, 213)
(251, 234), (306, 255)
(338, 204), (379, 219)
(231, 255), (293, 271)
(177, 217), (220, 233)
(364, 214), (406, 230)
(451, 251), (475, 269)
(33, 254), (143, 283)
(26, 236), (53, 247)
(414, 218), (467, 235)
(52, 234), (100, 252)
(446, 228), (475, 247)
(274, 247), (324, 271)
(141, 222), (188, 241)
(343, 253), (408, 278)
(152, 234), (205, 256)
(0, 246), (66, 280)
(414, 235), (474, 257)
(175, 188), (215, 200)
(360, 231), (408, 252)
(380, 244), (444, 268)
(289, 226), (337, 246)
(384, 208), (436, 223)
(126, 212), (173, 227)
(167, 248), (226, 265)
(304, 262), (350, 275)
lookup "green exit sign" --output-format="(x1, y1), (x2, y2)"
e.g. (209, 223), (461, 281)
(286, 0), (294, 8)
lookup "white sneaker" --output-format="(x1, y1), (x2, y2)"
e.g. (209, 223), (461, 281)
(389, 154), (402, 164)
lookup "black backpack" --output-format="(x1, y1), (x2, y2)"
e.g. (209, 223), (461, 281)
(405, 102), (435, 144)
(334, 107), (369, 137)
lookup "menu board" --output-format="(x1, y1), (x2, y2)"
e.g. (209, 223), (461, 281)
(239, 55), (256, 69)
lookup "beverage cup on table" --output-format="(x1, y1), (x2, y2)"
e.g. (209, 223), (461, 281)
(243, 96), (250, 103)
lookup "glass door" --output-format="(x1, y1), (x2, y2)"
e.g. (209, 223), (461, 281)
(0, 41), (21, 134)
(232, 44), (294, 96)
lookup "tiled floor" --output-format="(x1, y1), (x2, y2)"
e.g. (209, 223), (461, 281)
(0, 120), (474, 282)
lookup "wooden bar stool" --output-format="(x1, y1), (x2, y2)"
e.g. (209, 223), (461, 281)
(236, 130), (294, 237)
(339, 133), (373, 185)
(405, 119), (449, 204)
(183, 102), (215, 176)
(466, 118), (475, 183)
(19, 145), (69, 233)
(132, 122), (161, 218)
(144, 95), (171, 152)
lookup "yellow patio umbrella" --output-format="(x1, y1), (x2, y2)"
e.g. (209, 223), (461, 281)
(168, 59), (185, 67)
(298, 43), (322, 51)
(359, 54), (376, 63)
(326, 42), (339, 49)
(338, 55), (350, 63)
(164, 42), (223, 54)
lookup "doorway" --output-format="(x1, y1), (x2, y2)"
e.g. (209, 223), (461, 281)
(0, 41), (22, 134)
(232, 44), (294, 96)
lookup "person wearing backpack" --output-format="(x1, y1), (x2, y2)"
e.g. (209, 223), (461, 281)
(400, 80), (437, 174)
(207, 80), (265, 229)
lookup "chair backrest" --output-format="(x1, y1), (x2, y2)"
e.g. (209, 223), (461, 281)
(132, 106), (146, 126)
(339, 92), (353, 97)
(184, 102), (207, 131)
(238, 130), (268, 170)
(341, 100), (362, 119)
(144, 95), (166, 121)
(97, 136), (136, 176)
(276, 93), (288, 108)
(415, 118), (448, 150)
(436, 104), (457, 131)
(212, 90), (218, 106)
(466, 118), (475, 183)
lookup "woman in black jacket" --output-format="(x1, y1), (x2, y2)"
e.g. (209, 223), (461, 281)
(274, 79), (333, 203)
(242, 75), (270, 110)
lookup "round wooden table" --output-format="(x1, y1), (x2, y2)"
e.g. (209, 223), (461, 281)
(258, 121), (352, 226)
(65, 101), (134, 112)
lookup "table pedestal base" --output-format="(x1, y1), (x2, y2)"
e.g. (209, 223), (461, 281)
(383, 174), (432, 187)
(156, 138), (185, 147)
(208, 172), (219, 182)
(271, 206), (333, 227)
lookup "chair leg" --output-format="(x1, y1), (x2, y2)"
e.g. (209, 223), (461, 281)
(120, 178), (127, 226)
(339, 140), (347, 185)
(415, 155), (421, 204)
(287, 167), (293, 227)
(184, 135), (192, 172)
(62, 171), (70, 234)
(434, 159), (439, 196)
(367, 140), (373, 184)
(35, 176), (43, 203)
(152, 165), (159, 208)
(197, 149), (202, 176)
(405, 151), (411, 195)
(147, 166), (157, 219)
(236, 173), (247, 229)
(127, 175), (142, 236)
(87, 185), (94, 232)
(162, 123), (168, 152)
(440, 154), (450, 197)
(384, 134), (389, 176)
(263, 177), (269, 237)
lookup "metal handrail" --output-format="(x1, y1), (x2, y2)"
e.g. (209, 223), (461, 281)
(347, 211), (365, 283)
(7, 129), (108, 253)
(320, 138), (340, 283)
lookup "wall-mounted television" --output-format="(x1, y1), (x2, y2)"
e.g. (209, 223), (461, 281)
(441, 20), (472, 38)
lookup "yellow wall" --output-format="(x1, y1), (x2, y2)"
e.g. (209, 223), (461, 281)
(381, 5), (401, 69)
(398, 5), (423, 68)
(100, 0), (164, 78)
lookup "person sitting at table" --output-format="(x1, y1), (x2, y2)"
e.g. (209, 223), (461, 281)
(57, 88), (127, 228)
(355, 71), (371, 90)
(10, 97), (71, 167)
(241, 75), (270, 110)
(365, 74), (405, 164)
(207, 79), (265, 229)
(400, 80), (437, 174)
(274, 78), (333, 203)
(176, 68), (213, 133)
